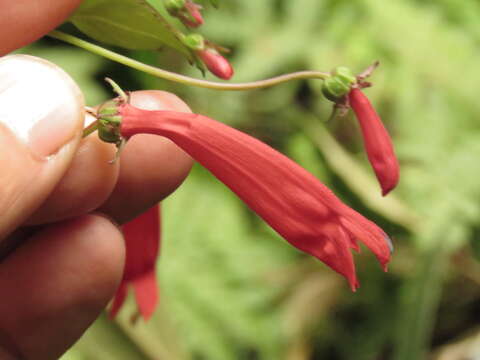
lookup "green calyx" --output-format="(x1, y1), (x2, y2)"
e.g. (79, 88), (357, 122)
(165, 0), (186, 11)
(97, 99), (123, 145)
(94, 79), (130, 163)
(181, 33), (205, 50)
(322, 66), (357, 102)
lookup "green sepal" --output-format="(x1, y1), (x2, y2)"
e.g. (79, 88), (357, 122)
(165, 0), (186, 11)
(98, 106), (119, 116)
(100, 115), (122, 124)
(98, 99), (120, 118)
(322, 77), (350, 101)
(321, 66), (357, 102)
(98, 122), (121, 143)
(333, 67), (356, 87)
(181, 33), (205, 51)
(97, 99), (123, 144)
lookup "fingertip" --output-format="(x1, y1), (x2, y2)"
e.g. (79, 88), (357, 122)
(0, 0), (83, 55)
(0, 55), (84, 239)
(129, 90), (193, 113)
(0, 214), (125, 359)
(26, 134), (119, 225)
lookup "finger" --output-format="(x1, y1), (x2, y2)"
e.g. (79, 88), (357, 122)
(100, 91), (194, 223)
(0, 0), (83, 55)
(28, 91), (193, 225)
(0, 55), (84, 240)
(27, 112), (119, 225)
(0, 214), (125, 360)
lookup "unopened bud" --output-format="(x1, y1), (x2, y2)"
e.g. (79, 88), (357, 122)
(197, 49), (234, 80)
(184, 1), (204, 28)
(167, 0), (204, 28)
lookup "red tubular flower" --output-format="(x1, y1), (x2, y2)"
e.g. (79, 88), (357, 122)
(348, 88), (400, 196)
(110, 205), (160, 320)
(166, 0), (204, 28)
(117, 104), (392, 290)
(196, 49), (234, 80)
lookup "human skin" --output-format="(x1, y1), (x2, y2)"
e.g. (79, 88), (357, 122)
(0, 1), (193, 359)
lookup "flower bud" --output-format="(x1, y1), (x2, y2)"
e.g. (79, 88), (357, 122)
(348, 88), (399, 196)
(167, 0), (204, 28)
(184, 1), (204, 28)
(197, 49), (234, 80)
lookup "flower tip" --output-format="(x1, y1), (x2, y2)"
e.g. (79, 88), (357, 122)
(380, 171), (399, 197)
(377, 235), (393, 272)
(350, 278), (360, 292)
(219, 67), (234, 80)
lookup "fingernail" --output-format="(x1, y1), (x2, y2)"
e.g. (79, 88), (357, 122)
(0, 55), (84, 157)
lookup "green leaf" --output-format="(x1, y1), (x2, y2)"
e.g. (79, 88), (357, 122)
(69, 0), (192, 58)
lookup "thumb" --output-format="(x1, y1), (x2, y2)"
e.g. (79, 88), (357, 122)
(0, 55), (84, 240)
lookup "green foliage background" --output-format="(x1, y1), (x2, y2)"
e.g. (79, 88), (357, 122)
(20, 0), (480, 359)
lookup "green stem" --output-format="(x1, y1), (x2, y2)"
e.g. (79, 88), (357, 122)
(105, 77), (128, 102)
(393, 244), (448, 360)
(47, 30), (330, 91)
(83, 120), (99, 138)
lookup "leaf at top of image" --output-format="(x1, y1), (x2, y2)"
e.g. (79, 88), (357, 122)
(69, 0), (193, 58)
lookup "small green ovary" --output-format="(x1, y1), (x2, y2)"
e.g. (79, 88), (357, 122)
(321, 67), (357, 102)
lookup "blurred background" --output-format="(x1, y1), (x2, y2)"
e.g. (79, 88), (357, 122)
(18, 0), (480, 359)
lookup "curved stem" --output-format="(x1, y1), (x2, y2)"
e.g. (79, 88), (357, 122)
(47, 30), (330, 91)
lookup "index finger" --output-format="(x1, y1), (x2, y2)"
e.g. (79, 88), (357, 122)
(0, 0), (83, 55)
(26, 90), (193, 225)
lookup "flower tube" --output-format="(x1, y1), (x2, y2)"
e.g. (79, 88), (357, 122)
(348, 88), (400, 196)
(109, 103), (392, 291)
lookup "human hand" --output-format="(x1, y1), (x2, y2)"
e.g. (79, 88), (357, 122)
(0, 2), (193, 359)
